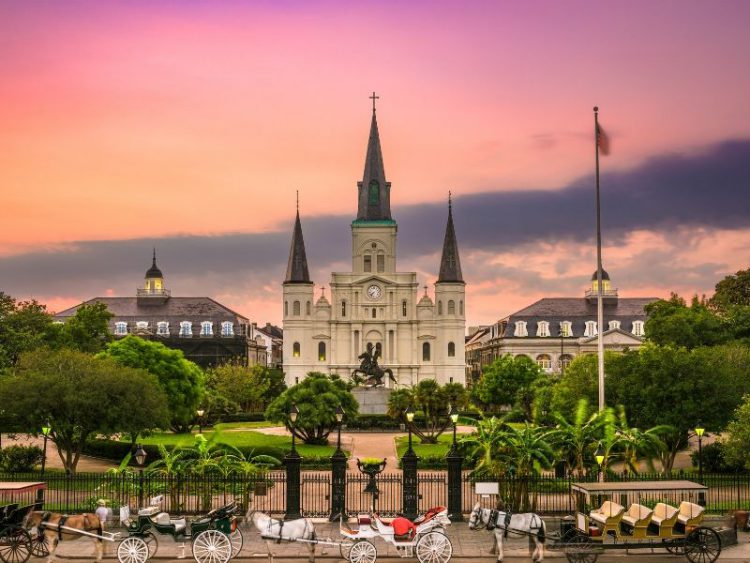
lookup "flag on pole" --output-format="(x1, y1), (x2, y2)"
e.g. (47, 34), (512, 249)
(597, 123), (610, 155)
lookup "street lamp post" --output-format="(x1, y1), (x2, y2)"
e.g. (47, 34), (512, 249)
(401, 406), (418, 520)
(595, 442), (605, 483)
(695, 422), (705, 485)
(134, 444), (147, 510)
(446, 405), (463, 522)
(284, 404), (302, 520)
(41, 422), (52, 476)
(329, 405), (347, 521)
(196, 409), (205, 435)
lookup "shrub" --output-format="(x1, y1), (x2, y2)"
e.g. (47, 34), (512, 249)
(690, 441), (744, 472)
(0, 445), (44, 472)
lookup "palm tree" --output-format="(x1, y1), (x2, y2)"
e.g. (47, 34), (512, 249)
(549, 399), (606, 479)
(460, 416), (506, 478)
(609, 407), (672, 474)
(146, 444), (187, 511)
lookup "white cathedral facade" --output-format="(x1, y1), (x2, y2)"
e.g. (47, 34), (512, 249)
(282, 105), (467, 387)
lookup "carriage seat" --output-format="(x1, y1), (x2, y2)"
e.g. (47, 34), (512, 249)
(372, 514), (416, 541)
(413, 506), (447, 525)
(0, 503), (19, 520)
(620, 504), (652, 538)
(589, 501), (625, 538)
(138, 506), (160, 516)
(154, 512), (187, 533)
(650, 503), (679, 537)
(676, 502), (704, 529)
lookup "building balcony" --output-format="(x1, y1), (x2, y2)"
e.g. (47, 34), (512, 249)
(137, 288), (171, 298)
(585, 287), (619, 304)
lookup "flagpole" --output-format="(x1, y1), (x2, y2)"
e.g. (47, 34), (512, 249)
(594, 106), (605, 412)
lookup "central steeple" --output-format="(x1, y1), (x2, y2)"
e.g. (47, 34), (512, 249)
(357, 93), (392, 221)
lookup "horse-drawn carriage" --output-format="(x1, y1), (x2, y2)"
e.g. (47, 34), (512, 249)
(551, 481), (723, 563)
(117, 499), (242, 563)
(0, 502), (41, 563)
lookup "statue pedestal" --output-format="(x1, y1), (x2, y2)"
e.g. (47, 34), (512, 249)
(352, 387), (392, 415)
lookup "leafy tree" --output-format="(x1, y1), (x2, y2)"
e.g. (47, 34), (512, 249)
(100, 336), (205, 433)
(206, 361), (270, 413)
(548, 399), (605, 479)
(385, 380), (469, 444)
(710, 267), (750, 310)
(644, 294), (727, 349)
(59, 302), (113, 353)
(460, 416), (507, 477)
(0, 349), (168, 474)
(0, 293), (60, 369)
(260, 367), (287, 405)
(549, 354), (601, 419)
(472, 354), (546, 419)
(264, 372), (358, 445)
(606, 343), (746, 472)
(721, 395), (750, 470)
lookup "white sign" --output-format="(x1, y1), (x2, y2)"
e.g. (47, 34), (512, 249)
(475, 482), (499, 495)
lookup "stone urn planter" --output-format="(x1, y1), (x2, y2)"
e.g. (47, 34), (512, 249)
(357, 458), (387, 494)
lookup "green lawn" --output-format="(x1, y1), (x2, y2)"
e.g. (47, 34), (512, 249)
(133, 430), (338, 458)
(213, 421), (281, 430)
(394, 432), (471, 458)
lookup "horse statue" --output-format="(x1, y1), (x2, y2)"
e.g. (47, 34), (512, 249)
(24, 511), (105, 563)
(246, 508), (317, 563)
(467, 502), (546, 562)
(351, 343), (397, 387)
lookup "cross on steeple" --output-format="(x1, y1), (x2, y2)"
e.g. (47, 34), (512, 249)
(369, 91), (379, 112)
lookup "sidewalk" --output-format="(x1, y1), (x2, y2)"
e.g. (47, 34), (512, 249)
(40, 518), (750, 560)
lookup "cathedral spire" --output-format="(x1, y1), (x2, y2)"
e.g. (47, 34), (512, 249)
(284, 196), (312, 284)
(357, 93), (392, 221)
(437, 192), (464, 283)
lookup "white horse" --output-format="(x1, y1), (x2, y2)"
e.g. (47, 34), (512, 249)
(467, 502), (546, 562)
(246, 509), (317, 563)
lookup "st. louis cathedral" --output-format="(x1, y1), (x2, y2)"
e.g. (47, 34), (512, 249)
(282, 102), (466, 387)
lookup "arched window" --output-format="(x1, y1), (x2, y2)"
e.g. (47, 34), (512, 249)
(438, 301), (443, 315)
(372, 308), (377, 319)
(341, 300), (347, 317)
(368, 180), (380, 204)
(221, 321), (234, 337)
(293, 301), (301, 316)
(459, 300), (464, 315)
(537, 354), (552, 370)
(632, 320), (645, 336)
(448, 342), (456, 357)
(402, 300), (407, 317)
(448, 300), (455, 315)
(115, 322), (128, 336)
(559, 354), (574, 370)
(318, 342), (326, 361)
(200, 321), (213, 336)
(536, 321), (550, 337)
(306, 301), (311, 315)
(422, 342), (431, 362)
(293, 342), (300, 357)
(364, 254), (372, 272)
(285, 301), (289, 316)
(179, 321), (192, 337)
(375, 342), (382, 356)
(584, 321), (598, 337)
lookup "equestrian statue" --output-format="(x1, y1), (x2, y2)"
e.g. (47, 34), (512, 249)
(351, 343), (397, 387)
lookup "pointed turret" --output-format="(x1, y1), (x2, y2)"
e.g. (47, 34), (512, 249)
(437, 195), (464, 283)
(138, 248), (169, 304)
(357, 95), (392, 221)
(284, 206), (312, 284)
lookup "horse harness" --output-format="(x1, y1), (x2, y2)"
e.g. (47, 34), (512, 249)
(39, 511), (102, 542)
(483, 509), (542, 540)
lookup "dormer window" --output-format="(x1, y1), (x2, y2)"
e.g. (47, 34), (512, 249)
(632, 320), (645, 336)
(115, 322), (128, 336)
(536, 321), (550, 337)
(221, 321), (234, 337)
(157, 322), (169, 336)
(200, 321), (213, 336)
(584, 321), (598, 337)
(608, 320), (621, 331)
(560, 321), (572, 337)
(514, 321), (528, 337)
(136, 321), (149, 331)
(179, 321), (192, 337)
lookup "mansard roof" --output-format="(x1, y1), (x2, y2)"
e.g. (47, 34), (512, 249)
(54, 296), (249, 322)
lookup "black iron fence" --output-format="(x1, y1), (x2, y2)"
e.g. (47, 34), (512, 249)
(2, 471), (750, 517)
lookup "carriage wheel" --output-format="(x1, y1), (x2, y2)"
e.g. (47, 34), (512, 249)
(665, 540), (685, 555)
(564, 533), (599, 563)
(229, 528), (243, 559)
(416, 530), (453, 563)
(117, 537), (150, 563)
(684, 527), (721, 563)
(339, 538), (355, 560)
(192, 530), (232, 563)
(348, 539), (377, 563)
(0, 527), (31, 563)
(29, 533), (50, 558)
(143, 532), (158, 559)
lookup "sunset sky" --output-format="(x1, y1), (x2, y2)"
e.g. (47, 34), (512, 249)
(2, 0), (750, 327)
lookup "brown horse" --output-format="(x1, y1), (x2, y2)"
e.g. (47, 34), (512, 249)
(24, 511), (104, 563)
